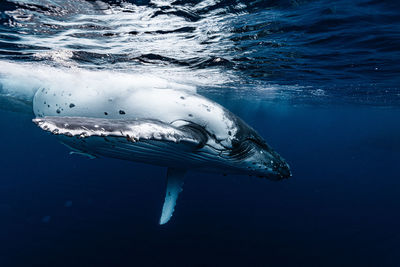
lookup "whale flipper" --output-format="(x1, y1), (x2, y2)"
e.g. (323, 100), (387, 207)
(160, 168), (186, 225)
(33, 116), (205, 146)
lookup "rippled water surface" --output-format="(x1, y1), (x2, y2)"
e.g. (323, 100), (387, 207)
(0, 0), (399, 266)
(1, 0), (399, 104)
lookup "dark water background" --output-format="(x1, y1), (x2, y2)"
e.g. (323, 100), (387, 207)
(0, 0), (400, 266)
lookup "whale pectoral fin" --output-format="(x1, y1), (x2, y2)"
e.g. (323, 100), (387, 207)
(33, 116), (204, 148)
(159, 168), (186, 225)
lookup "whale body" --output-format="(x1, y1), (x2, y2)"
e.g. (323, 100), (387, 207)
(32, 83), (291, 224)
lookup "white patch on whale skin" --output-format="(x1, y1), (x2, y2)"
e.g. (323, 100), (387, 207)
(33, 86), (238, 147)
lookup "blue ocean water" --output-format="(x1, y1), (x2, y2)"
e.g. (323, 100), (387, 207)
(0, 0), (399, 266)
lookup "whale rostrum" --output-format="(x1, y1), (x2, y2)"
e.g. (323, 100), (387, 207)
(33, 86), (291, 224)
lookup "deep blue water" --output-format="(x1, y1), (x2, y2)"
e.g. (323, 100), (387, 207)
(0, 0), (400, 266)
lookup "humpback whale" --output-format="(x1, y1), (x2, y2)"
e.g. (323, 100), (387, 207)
(32, 85), (291, 224)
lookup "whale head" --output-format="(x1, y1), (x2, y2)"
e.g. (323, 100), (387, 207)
(181, 116), (291, 180)
(231, 118), (291, 179)
(228, 135), (291, 180)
